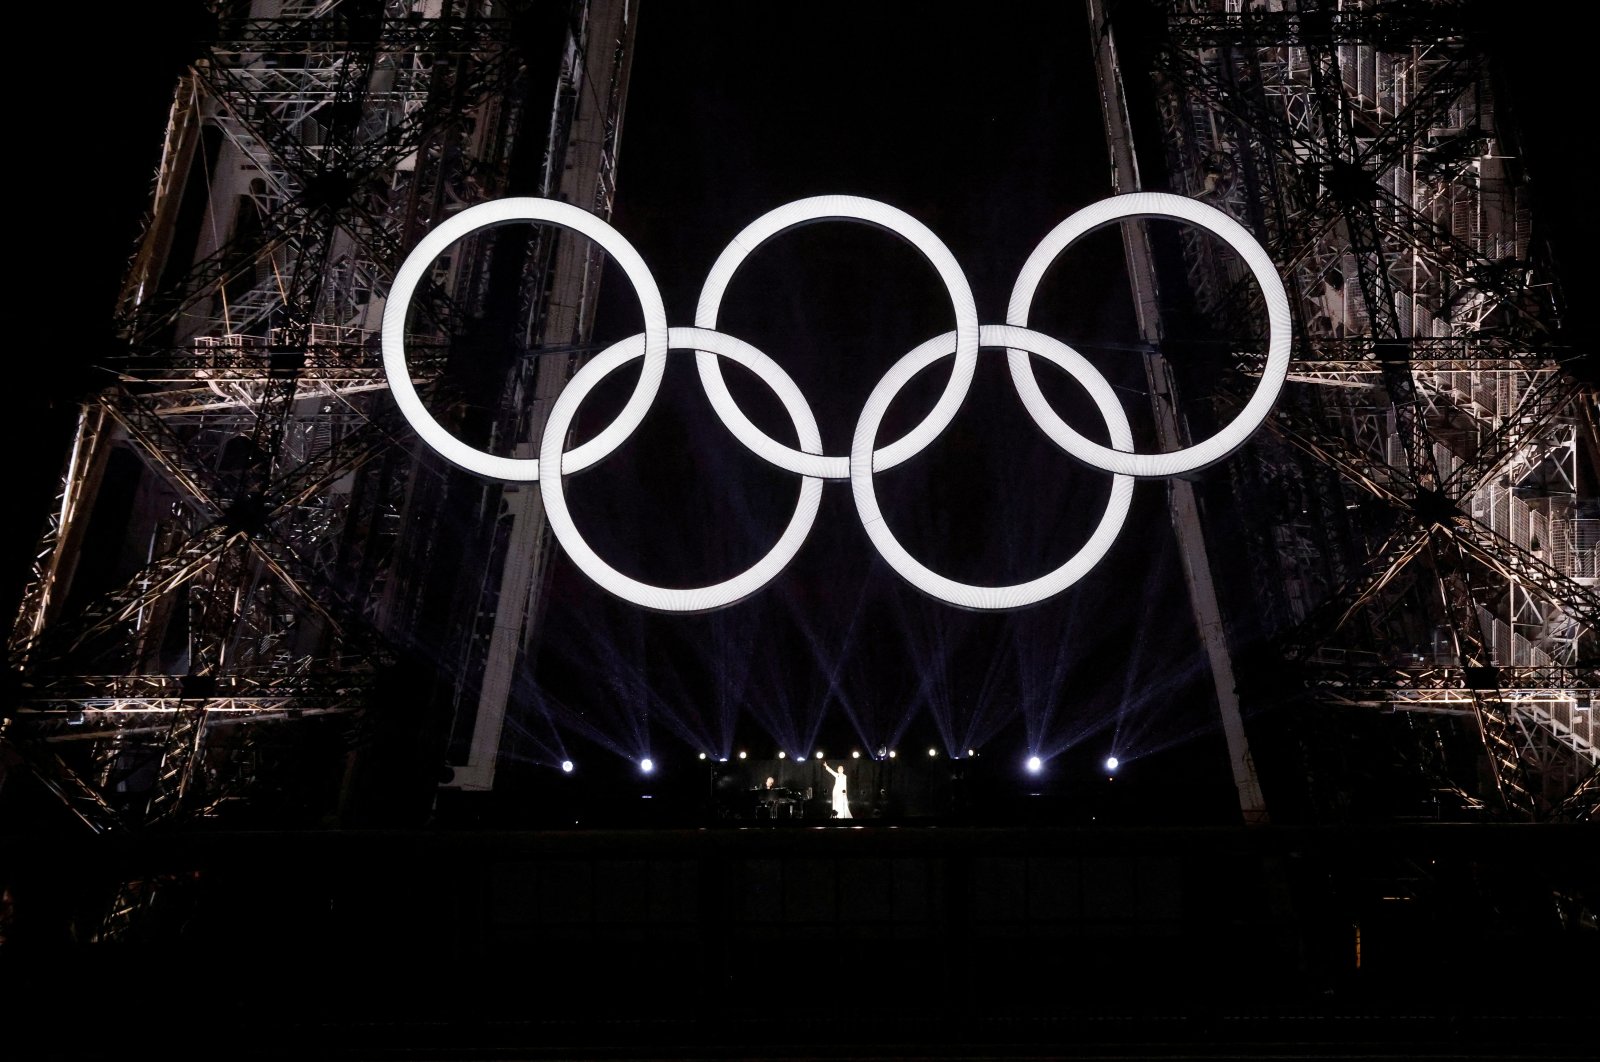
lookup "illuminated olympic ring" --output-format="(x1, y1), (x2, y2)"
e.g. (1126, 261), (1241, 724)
(382, 197), (669, 481)
(382, 193), (1291, 612)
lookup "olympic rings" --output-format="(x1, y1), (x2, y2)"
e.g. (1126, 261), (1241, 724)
(381, 197), (668, 481)
(539, 327), (825, 613)
(850, 325), (1134, 611)
(383, 193), (1291, 611)
(1006, 192), (1291, 477)
(694, 196), (980, 479)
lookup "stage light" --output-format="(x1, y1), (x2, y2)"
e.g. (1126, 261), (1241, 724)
(888, 750), (897, 759)
(698, 752), (707, 761)
(640, 758), (654, 773)
(928, 747), (938, 758)
(738, 750), (747, 760)
(1105, 756), (1119, 772)
(777, 750), (787, 759)
(1027, 755), (1042, 773)
(851, 750), (860, 759)
(966, 749), (975, 758)
(561, 760), (574, 773)
(815, 750), (824, 759)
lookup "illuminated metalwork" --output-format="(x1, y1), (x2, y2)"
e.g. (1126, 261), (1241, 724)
(1111, 0), (1597, 818)
(7, 1), (638, 846)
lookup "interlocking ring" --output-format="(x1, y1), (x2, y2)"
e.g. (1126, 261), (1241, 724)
(383, 193), (1291, 612)
(380, 197), (668, 480)
(694, 196), (980, 478)
(539, 327), (825, 613)
(1006, 192), (1292, 477)
(851, 325), (1134, 612)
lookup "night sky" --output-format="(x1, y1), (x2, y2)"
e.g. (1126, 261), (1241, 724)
(504, 3), (1236, 813)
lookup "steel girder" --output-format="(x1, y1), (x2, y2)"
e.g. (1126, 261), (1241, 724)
(1142, 0), (1596, 817)
(7, 1), (558, 837)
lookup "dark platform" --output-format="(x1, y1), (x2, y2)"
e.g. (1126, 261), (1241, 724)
(3, 824), (1595, 1059)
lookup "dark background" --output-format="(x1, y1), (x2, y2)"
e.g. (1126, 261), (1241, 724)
(492, 2), (1232, 814)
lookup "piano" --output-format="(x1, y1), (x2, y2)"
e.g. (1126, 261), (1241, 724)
(751, 785), (808, 820)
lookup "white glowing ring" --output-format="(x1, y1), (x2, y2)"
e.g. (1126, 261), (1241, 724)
(1006, 192), (1291, 477)
(850, 324), (1135, 610)
(694, 195), (980, 480)
(382, 197), (668, 481)
(538, 326), (824, 612)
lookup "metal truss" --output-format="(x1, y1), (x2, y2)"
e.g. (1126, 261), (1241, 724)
(1139, 0), (1598, 819)
(1165, 1), (1487, 49)
(7, 0), (637, 859)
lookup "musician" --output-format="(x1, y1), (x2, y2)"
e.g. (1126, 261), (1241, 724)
(755, 775), (786, 821)
(822, 761), (851, 819)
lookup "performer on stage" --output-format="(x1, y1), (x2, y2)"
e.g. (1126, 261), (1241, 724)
(821, 762), (851, 819)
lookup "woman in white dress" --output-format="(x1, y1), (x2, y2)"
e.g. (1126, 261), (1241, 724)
(822, 762), (851, 819)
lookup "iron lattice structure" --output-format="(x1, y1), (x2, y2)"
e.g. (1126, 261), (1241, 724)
(5, 0), (636, 849)
(1126, 0), (1597, 819)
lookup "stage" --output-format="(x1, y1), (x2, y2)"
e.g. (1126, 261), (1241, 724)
(4, 823), (1594, 1059)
